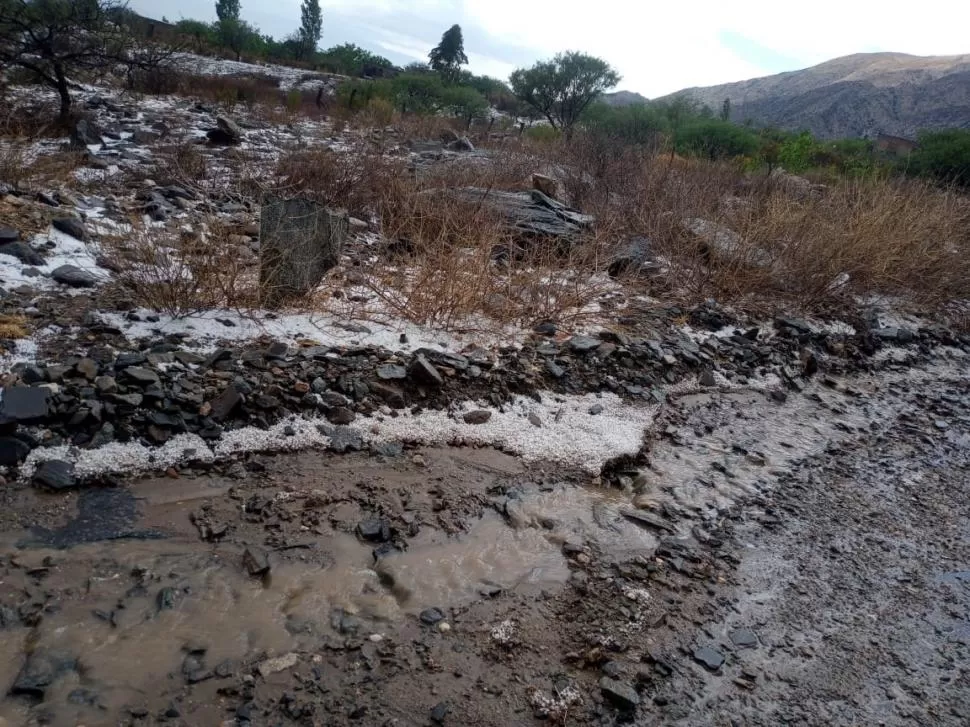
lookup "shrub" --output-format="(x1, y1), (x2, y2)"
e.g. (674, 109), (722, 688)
(907, 129), (970, 187)
(676, 118), (759, 161)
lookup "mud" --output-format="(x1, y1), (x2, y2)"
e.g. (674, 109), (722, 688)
(0, 354), (968, 725)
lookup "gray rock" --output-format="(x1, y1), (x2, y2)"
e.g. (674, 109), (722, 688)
(259, 196), (347, 305)
(70, 118), (102, 147)
(0, 241), (43, 266)
(408, 355), (443, 386)
(588, 403), (605, 415)
(569, 335), (601, 353)
(369, 382), (406, 409)
(599, 677), (640, 710)
(430, 701), (451, 723)
(120, 367), (160, 386)
(693, 646), (725, 671)
(11, 653), (76, 698)
(419, 607), (445, 625)
(699, 370), (717, 387)
(207, 114), (243, 145)
(209, 385), (242, 420)
(608, 236), (656, 278)
(326, 406), (356, 425)
(545, 360), (566, 378)
(448, 136), (474, 152)
(32, 460), (77, 490)
(328, 426), (364, 453)
(51, 217), (88, 241)
(0, 226), (18, 243)
(376, 364), (407, 380)
(357, 518), (390, 542)
(0, 436), (31, 466)
(75, 358), (99, 380)
(242, 546), (270, 576)
(0, 386), (50, 422)
(51, 264), (98, 288)
(729, 629), (758, 648)
(463, 410), (492, 424)
(444, 188), (593, 243)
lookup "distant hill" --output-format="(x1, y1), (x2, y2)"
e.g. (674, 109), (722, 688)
(656, 52), (970, 139)
(601, 90), (650, 107)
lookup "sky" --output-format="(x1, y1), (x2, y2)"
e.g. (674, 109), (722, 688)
(131, 0), (970, 97)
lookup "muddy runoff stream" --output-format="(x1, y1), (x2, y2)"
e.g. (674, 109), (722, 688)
(0, 362), (953, 725)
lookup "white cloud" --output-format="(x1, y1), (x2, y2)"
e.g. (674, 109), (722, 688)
(130, 0), (970, 96)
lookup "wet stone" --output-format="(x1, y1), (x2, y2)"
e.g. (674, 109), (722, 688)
(32, 460), (77, 491)
(600, 677), (640, 710)
(357, 518), (390, 543)
(420, 607), (445, 626)
(242, 546), (271, 577)
(693, 646), (725, 671)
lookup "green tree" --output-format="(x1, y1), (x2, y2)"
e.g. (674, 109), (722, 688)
(720, 97), (731, 121)
(907, 129), (970, 187)
(298, 0), (322, 60)
(390, 72), (445, 114)
(319, 43), (392, 76)
(215, 0), (239, 22)
(428, 24), (468, 83)
(0, 0), (173, 122)
(510, 52), (620, 139)
(440, 85), (487, 128)
(582, 102), (667, 148)
(675, 118), (759, 160)
(174, 18), (214, 53)
(778, 131), (817, 173)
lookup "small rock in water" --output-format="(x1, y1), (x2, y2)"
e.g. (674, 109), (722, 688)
(420, 607), (445, 626)
(242, 546), (271, 577)
(357, 518), (390, 543)
(693, 646), (725, 671)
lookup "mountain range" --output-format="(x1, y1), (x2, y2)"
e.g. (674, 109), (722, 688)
(607, 52), (970, 140)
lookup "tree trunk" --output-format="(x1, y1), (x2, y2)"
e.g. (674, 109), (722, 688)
(54, 63), (71, 123)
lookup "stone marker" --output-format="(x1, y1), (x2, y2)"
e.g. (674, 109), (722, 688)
(259, 196), (347, 306)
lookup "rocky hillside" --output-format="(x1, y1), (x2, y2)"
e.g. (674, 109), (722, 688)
(654, 52), (970, 139)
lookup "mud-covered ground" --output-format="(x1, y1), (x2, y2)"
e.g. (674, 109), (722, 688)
(0, 352), (968, 726)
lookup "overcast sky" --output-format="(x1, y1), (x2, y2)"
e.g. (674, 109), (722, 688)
(131, 0), (970, 97)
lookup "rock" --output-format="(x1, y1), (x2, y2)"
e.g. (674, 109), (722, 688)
(430, 702), (450, 723)
(131, 129), (160, 145)
(419, 607), (445, 626)
(70, 118), (102, 147)
(0, 226), (18, 243)
(51, 217), (88, 241)
(693, 646), (725, 671)
(533, 321), (557, 337)
(207, 114), (243, 145)
(685, 217), (773, 268)
(569, 335), (601, 353)
(242, 546), (271, 577)
(11, 653), (75, 698)
(531, 173), (562, 200)
(75, 358), (99, 380)
(439, 128), (461, 145)
(408, 355), (443, 386)
(545, 359), (566, 378)
(0, 437), (30, 466)
(699, 370), (717, 387)
(608, 236), (656, 278)
(51, 264), (99, 288)
(209, 385), (242, 420)
(156, 587), (177, 610)
(357, 518), (390, 542)
(448, 136), (474, 152)
(0, 386), (50, 422)
(369, 381), (406, 409)
(463, 410), (492, 425)
(257, 652), (299, 677)
(588, 403), (604, 415)
(443, 187), (593, 244)
(119, 367), (160, 386)
(326, 406), (356, 425)
(599, 677), (640, 710)
(376, 364), (407, 380)
(774, 316), (812, 335)
(729, 629), (758, 648)
(528, 413), (542, 427)
(328, 426), (364, 454)
(259, 196), (347, 305)
(32, 460), (77, 491)
(0, 241), (43, 266)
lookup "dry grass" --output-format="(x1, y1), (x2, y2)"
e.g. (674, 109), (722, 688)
(0, 315), (29, 339)
(101, 220), (257, 317)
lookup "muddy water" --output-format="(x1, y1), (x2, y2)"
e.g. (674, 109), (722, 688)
(0, 450), (655, 724)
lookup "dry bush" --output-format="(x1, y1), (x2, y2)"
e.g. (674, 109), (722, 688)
(0, 314), (29, 339)
(540, 134), (970, 312)
(273, 143), (404, 219)
(102, 220), (256, 317)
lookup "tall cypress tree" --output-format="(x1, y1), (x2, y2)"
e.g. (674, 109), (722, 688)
(299, 0), (322, 59)
(428, 24), (468, 83)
